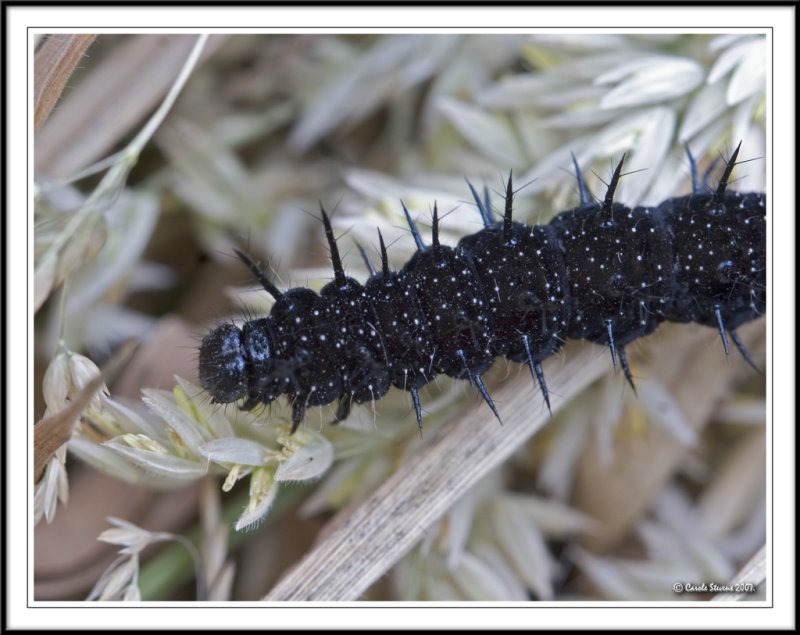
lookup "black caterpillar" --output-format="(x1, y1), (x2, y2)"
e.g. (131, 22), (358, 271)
(199, 144), (766, 433)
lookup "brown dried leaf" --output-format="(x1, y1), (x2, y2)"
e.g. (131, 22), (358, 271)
(34, 35), (97, 131)
(34, 372), (107, 483)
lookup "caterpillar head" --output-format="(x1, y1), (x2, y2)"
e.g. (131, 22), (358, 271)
(199, 322), (249, 403)
(201, 318), (281, 402)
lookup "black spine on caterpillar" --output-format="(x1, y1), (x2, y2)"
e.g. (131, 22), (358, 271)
(198, 144), (766, 433)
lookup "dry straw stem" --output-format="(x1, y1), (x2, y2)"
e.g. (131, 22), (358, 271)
(33, 340), (138, 483)
(710, 545), (766, 602)
(264, 342), (610, 602)
(34, 35), (97, 132)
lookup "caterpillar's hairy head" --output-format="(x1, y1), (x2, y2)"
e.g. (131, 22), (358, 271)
(199, 322), (249, 403)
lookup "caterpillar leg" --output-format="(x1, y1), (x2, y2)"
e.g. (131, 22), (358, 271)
(616, 345), (637, 394)
(713, 307), (762, 372)
(730, 329), (762, 373)
(457, 349), (501, 424)
(291, 399), (306, 434)
(410, 387), (424, 435)
(605, 319), (618, 370)
(334, 395), (353, 423)
(473, 374), (501, 425)
(240, 397), (258, 411)
(522, 334), (551, 414)
(714, 305), (731, 357)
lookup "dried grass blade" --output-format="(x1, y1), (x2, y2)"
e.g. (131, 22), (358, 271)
(710, 545), (766, 602)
